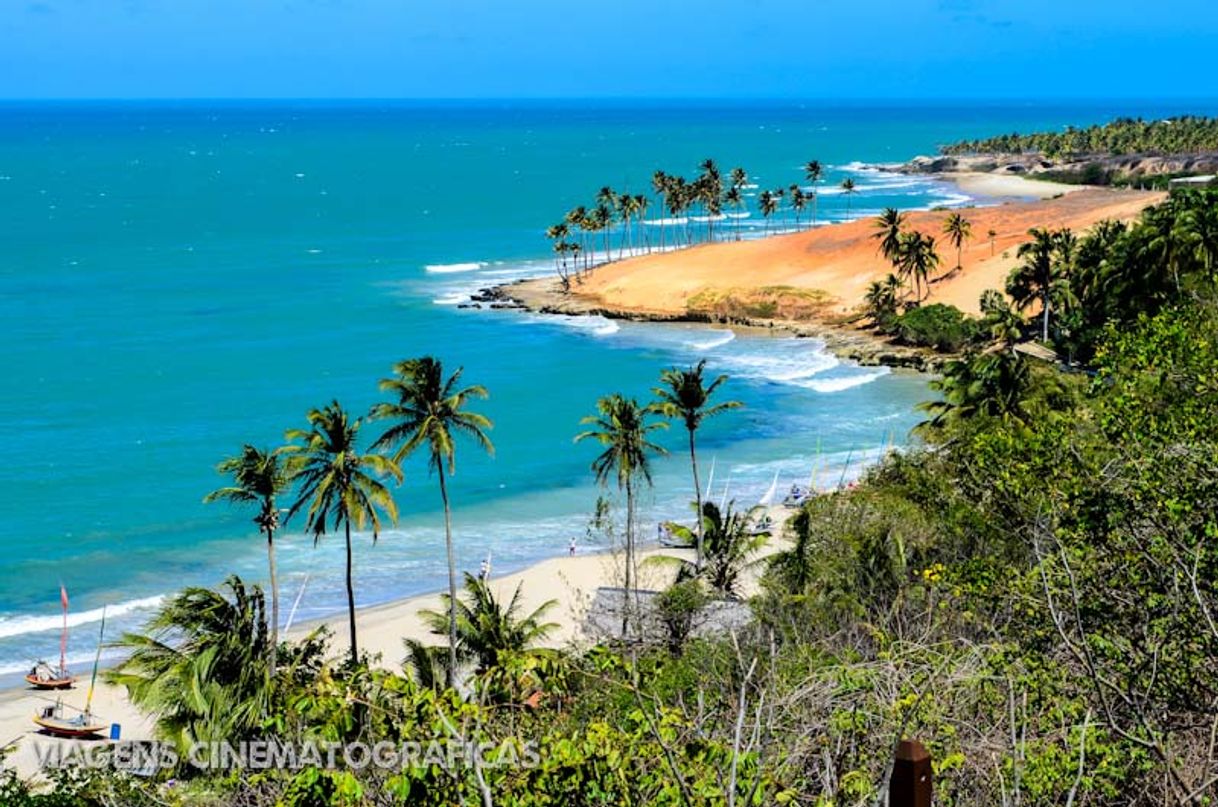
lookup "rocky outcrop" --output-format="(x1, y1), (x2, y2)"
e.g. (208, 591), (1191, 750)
(485, 277), (950, 374)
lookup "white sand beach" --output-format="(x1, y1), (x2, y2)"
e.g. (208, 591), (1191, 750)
(0, 508), (790, 778)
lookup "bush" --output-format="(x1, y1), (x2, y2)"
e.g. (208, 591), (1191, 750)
(892, 304), (981, 352)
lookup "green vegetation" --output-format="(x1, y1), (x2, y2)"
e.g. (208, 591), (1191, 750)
(22, 190), (1218, 806)
(891, 302), (981, 352)
(547, 156), (834, 288)
(941, 115), (1218, 158)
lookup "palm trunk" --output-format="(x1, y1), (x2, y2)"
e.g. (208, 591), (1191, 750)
(344, 520), (358, 666)
(267, 527), (279, 677)
(438, 464), (458, 688)
(1042, 293), (1051, 342)
(622, 480), (634, 639)
(689, 429), (703, 573)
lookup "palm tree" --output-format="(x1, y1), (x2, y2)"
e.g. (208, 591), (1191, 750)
(108, 577), (275, 752)
(204, 445), (290, 675)
(546, 222), (571, 285)
(873, 208), (906, 265)
(988, 228), (998, 256)
(1009, 227), (1068, 342)
(412, 573), (557, 678)
(863, 273), (904, 324)
(658, 501), (769, 599)
(633, 194), (651, 253)
(840, 178), (857, 216)
(759, 190), (778, 236)
(591, 204), (613, 266)
(943, 212), (973, 271)
(284, 401), (401, 667)
(699, 158), (722, 242)
(979, 289), (1023, 346)
(915, 350), (1032, 433)
(789, 185), (807, 230)
(803, 160), (823, 225)
(575, 394), (667, 637)
(652, 360), (741, 572)
(370, 357), (493, 686)
(724, 185), (745, 241)
(566, 206), (589, 270)
(651, 170), (670, 251)
(616, 192), (635, 259)
(898, 231), (941, 302)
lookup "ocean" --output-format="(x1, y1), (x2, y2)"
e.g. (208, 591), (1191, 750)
(0, 99), (1205, 681)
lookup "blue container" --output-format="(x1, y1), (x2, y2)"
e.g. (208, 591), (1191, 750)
(109, 723), (121, 740)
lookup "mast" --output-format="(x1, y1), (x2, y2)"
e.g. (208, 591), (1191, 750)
(85, 606), (105, 718)
(58, 583), (68, 675)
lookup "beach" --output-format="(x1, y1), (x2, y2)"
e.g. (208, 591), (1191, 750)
(0, 509), (790, 777)
(505, 183), (1163, 324)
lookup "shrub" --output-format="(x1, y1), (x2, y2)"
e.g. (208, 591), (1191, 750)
(892, 304), (981, 352)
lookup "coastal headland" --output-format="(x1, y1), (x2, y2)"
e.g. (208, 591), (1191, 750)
(491, 182), (1163, 370)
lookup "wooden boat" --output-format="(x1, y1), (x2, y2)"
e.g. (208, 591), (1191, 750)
(26, 584), (75, 689)
(33, 700), (106, 739)
(25, 660), (74, 690)
(33, 604), (107, 739)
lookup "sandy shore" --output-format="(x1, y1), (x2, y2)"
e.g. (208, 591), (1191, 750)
(945, 171), (1086, 200)
(1, 509), (790, 778)
(517, 186), (1162, 321)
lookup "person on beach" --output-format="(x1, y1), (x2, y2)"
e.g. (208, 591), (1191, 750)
(568, 537), (576, 556)
(479, 557), (490, 581)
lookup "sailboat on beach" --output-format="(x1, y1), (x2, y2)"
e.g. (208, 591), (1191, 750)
(33, 607), (107, 739)
(24, 584), (75, 690)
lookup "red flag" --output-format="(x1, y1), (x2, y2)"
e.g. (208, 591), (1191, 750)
(60, 584), (69, 612)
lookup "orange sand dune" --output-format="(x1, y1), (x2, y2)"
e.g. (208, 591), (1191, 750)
(575, 187), (1164, 317)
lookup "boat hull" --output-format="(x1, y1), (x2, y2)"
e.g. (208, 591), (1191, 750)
(33, 716), (106, 738)
(24, 674), (75, 690)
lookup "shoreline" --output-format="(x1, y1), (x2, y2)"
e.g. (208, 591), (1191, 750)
(0, 511), (792, 777)
(477, 177), (1163, 370)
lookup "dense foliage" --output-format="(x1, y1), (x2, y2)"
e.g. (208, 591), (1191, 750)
(941, 115), (1218, 158)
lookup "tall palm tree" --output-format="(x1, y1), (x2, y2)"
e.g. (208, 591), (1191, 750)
(413, 572), (557, 677)
(988, 228), (998, 256)
(591, 204), (613, 266)
(789, 185), (807, 230)
(546, 222), (570, 283)
(840, 178), (857, 216)
(724, 185), (745, 241)
(204, 445), (290, 675)
(943, 212), (973, 271)
(632, 194), (651, 253)
(699, 158), (722, 243)
(651, 170), (670, 251)
(370, 357), (493, 685)
(804, 160), (823, 225)
(616, 192), (635, 259)
(566, 206), (589, 270)
(759, 190), (778, 236)
(898, 231), (941, 302)
(652, 360), (741, 572)
(284, 401), (401, 667)
(873, 208), (906, 265)
(1009, 227), (1069, 342)
(575, 394), (667, 637)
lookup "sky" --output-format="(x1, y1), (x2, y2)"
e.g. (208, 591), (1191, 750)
(0, 0), (1214, 100)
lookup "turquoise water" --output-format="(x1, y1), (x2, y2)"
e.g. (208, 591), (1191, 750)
(0, 99), (1206, 678)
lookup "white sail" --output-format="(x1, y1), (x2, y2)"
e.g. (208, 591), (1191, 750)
(758, 470), (780, 507)
(719, 472), (733, 510)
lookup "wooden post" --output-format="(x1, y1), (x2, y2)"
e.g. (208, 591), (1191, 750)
(890, 739), (932, 807)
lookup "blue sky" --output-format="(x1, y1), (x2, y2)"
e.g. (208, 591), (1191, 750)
(1, 0), (1214, 99)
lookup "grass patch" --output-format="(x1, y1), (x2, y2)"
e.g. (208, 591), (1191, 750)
(687, 286), (832, 321)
